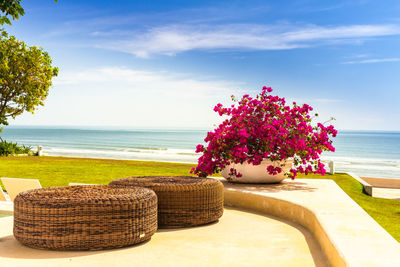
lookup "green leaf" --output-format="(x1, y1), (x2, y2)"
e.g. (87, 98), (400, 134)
(0, 30), (58, 126)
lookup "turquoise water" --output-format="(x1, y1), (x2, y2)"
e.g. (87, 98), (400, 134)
(2, 126), (400, 179)
(2, 126), (205, 163)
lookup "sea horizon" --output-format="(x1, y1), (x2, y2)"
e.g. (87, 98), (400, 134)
(2, 125), (400, 179)
(5, 124), (400, 133)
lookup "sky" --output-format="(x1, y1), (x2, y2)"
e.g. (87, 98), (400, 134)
(4, 0), (400, 130)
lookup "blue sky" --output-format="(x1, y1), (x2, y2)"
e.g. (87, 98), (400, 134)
(5, 0), (400, 130)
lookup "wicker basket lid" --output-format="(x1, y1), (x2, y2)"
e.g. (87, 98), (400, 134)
(14, 185), (156, 205)
(110, 176), (221, 191)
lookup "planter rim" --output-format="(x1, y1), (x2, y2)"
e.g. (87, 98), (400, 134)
(227, 158), (294, 165)
(220, 158), (293, 184)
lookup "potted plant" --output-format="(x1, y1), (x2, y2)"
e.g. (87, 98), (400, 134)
(191, 86), (337, 183)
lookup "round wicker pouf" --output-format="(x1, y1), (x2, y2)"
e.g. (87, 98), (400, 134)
(13, 185), (158, 250)
(109, 176), (224, 228)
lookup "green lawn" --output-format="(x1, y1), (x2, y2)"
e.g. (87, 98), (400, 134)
(1, 156), (399, 241)
(0, 156), (196, 188)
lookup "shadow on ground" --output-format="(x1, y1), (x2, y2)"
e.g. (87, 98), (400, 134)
(0, 235), (150, 259)
(223, 180), (318, 193)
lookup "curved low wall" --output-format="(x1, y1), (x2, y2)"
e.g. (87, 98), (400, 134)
(221, 178), (400, 267)
(224, 187), (345, 267)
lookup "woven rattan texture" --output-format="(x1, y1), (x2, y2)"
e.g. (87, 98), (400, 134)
(109, 176), (224, 228)
(13, 185), (158, 250)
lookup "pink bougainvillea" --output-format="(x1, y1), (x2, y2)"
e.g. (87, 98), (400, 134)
(191, 86), (337, 179)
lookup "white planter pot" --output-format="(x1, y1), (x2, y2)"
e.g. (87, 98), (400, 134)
(220, 159), (293, 184)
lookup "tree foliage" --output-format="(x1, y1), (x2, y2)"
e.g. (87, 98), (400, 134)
(0, 0), (25, 25)
(0, 31), (58, 126)
(0, 0), (57, 25)
(0, 139), (32, 156)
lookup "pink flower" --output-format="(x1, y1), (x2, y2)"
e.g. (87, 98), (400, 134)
(191, 85), (337, 180)
(262, 86), (273, 93)
(195, 144), (204, 153)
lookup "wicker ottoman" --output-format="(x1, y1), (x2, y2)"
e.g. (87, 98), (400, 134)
(109, 176), (224, 228)
(13, 185), (158, 250)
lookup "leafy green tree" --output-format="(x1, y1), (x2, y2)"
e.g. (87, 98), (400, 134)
(0, 0), (25, 25)
(0, 30), (58, 126)
(0, 0), (57, 26)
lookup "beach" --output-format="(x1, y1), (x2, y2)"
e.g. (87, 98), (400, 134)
(2, 126), (400, 179)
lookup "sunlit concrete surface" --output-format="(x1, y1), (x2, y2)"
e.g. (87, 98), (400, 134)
(223, 179), (400, 267)
(360, 177), (400, 199)
(0, 200), (12, 215)
(346, 173), (400, 199)
(0, 207), (327, 267)
(2, 178), (400, 266)
(362, 177), (400, 189)
(372, 187), (400, 200)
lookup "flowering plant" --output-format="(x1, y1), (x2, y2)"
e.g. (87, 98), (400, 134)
(191, 86), (337, 179)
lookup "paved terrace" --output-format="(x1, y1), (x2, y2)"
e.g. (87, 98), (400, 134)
(361, 177), (400, 200)
(0, 207), (326, 267)
(223, 179), (400, 266)
(348, 174), (400, 200)
(0, 178), (399, 266)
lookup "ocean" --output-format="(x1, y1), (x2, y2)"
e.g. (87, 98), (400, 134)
(2, 126), (400, 179)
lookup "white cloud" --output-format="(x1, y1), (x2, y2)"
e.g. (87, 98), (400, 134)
(281, 24), (399, 41)
(54, 66), (242, 99)
(313, 98), (344, 103)
(18, 67), (244, 128)
(348, 54), (369, 59)
(96, 24), (400, 57)
(342, 57), (400, 64)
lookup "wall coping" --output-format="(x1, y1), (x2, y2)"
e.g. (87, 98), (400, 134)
(220, 178), (400, 267)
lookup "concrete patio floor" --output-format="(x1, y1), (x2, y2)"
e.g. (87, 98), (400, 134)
(1, 178), (400, 266)
(222, 179), (400, 266)
(0, 207), (327, 267)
